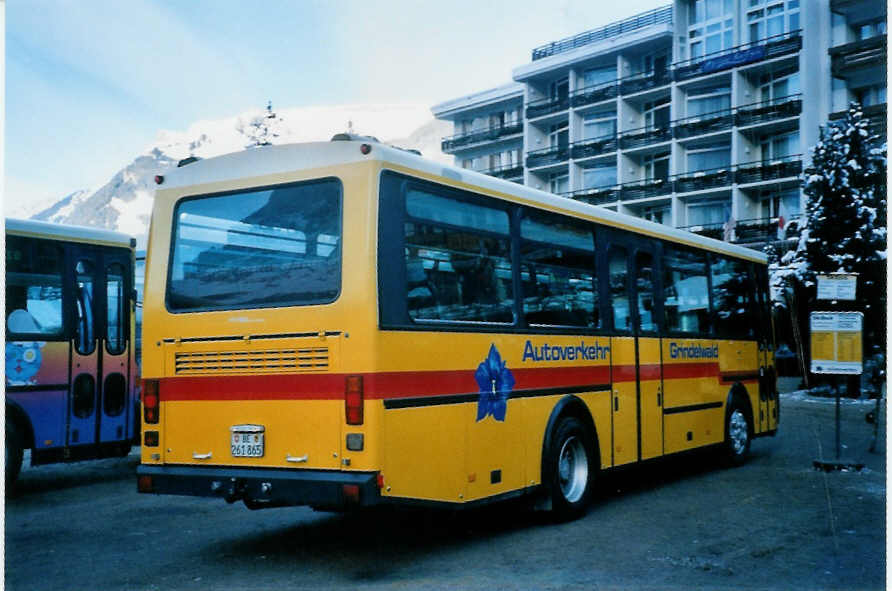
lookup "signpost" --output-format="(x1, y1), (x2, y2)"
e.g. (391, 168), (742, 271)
(810, 276), (865, 471)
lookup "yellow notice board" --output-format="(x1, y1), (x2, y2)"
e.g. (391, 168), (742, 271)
(810, 312), (863, 374)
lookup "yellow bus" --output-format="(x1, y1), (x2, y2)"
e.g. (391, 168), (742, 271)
(137, 136), (777, 518)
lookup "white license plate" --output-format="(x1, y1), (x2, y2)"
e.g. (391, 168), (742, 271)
(230, 425), (264, 458)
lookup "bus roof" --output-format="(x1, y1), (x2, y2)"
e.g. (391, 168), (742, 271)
(159, 140), (768, 264)
(6, 218), (134, 249)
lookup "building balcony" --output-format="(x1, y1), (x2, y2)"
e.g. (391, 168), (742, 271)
(673, 166), (733, 193)
(570, 82), (618, 108)
(479, 163), (524, 180)
(566, 185), (621, 205)
(830, 35), (887, 79)
(620, 69), (671, 95)
(673, 30), (802, 82)
(735, 155), (802, 185)
(679, 221), (725, 241)
(829, 102), (886, 137)
(830, 0), (886, 20)
(673, 108), (734, 139)
(620, 177), (672, 200)
(735, 94), (802, 127)
(570, 134), (618, 159)
(619, 125), (672, 150)
(531, 5), (673, 61)
(441, 121), (523, 152)
(526, 96), (570, 119)
(526, 144), (569, 168)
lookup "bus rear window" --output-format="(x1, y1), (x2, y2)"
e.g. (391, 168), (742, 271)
(167, 178), (342, 312)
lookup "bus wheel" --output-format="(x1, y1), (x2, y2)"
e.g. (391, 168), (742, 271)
(6, 418), (24, 487)
(724, 402), (751, 466)
(546, 416), (595, 520)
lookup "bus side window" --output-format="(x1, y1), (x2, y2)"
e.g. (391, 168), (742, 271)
(404, 188), (514, 324)
(520, 211), (598, 328)
(710, 254), (755, 339)
(5, 237), (64, 337)
(608, 245), (629, 332)
(75, 260), (96, 355)
(635, 251), (656, 333)
(663, 246), (710, 334)
(106, 263), (126, 355)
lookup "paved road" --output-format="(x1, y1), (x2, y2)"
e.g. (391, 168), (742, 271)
(5, 393), (885, 590)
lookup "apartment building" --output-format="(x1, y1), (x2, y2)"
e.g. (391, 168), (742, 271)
(432, 0), (886, 246)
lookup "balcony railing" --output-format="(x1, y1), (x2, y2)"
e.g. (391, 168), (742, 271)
(621, 177), (672, 200)
(526, 96), (570, 119)
(532, 5), (672, 61)
(565, 185), (621, 205)
(620, 125), (672, 150)
(620, 69), (671, 95)
(735, 154), (802, 184)
(441, 121), (523, 152)
(570, 81), (619, 108)
(679, 221), (725, 240)
(526, 144), (570, 168)
(570, 134), (618, 159)
(673, 108), (735, 139)
(673, 30), (802, 82)
(673, 166), (733, 193)
(735, 94), (802, 127)
(479, 163), (524, 179)
(830, 35), (887, 77)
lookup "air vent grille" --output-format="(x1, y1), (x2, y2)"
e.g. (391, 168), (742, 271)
(174, 348), (329, 375)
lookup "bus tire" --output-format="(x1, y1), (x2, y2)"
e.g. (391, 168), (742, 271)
(545, 416), (596, 520)
(724, 398), (752, 466)
(6, 417), (24, 487)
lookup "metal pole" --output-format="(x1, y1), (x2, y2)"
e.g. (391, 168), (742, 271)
(835, 375), (841, 461)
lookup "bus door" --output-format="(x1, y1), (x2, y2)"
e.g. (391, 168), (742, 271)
(67, 246), (132, 448)
(754, 264), (777, 432)
(607, 244), (637, 466)
(631, 246), (663, 461)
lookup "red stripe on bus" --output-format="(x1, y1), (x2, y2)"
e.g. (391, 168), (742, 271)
(159, 365), (613, 402)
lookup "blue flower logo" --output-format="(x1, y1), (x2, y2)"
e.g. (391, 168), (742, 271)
(475, 344), (515, 422)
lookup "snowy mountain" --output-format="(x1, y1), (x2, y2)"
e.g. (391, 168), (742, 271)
(30, 104), (452, 246)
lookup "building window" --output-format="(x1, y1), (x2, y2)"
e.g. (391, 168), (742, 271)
(582, 110), (616, 139)
(760, 188), (801, 219)
(687, 84), (731, 116)
(643, 205), (671, 225)
(582, 65), (616, 88)
(644, 96), (671, 130)
(462, 159), (473, 170)
(687, 199), (729, 226)
(551, 78), (569, 102)
(489, 153), (502, 169)
(550, 173), (569, 194)
(687, 142), (730, 171)
(747, 0), (799, 42)
(582, 164), (617, 188)
(760, 131), (799, 161)
(549, 122), (569, 149)
(859, 19), (887, 40)
(856, 85), (887, 107)
(758, 66), (799, 102)
(689, 0), (734, 58)
(642, 50), (670, 75)
(644, 152), (670, 181)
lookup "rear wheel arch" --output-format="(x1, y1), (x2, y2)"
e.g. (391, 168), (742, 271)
(541, 395), (601, 479)
(6, 400), (34, 450)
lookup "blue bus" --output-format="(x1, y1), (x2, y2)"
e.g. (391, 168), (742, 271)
(5, 219), (139, 484)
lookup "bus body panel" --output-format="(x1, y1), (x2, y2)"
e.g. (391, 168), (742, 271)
(610, 336), (638, 466)
(638, 337), (663, 461)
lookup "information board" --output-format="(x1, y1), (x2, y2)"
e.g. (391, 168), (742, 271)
(816, 274), (857, 301)
(810, 312), (863, 374)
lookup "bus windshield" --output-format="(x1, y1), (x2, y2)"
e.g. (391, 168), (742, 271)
(167, 178), (342, 312)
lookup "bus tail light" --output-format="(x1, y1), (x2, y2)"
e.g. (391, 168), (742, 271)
(143, 379), (160, 424)
(345, 376), (364, 425)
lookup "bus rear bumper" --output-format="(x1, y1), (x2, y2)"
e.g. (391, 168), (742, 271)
(137, 464), (381, 509)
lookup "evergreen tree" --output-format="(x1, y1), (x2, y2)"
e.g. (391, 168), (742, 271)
(782, 103), (887, 383)
(242, 101), (284, 149)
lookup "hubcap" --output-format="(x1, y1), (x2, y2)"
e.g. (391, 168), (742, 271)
(558, 435), (588, 503)
(729, 410), (748, 455)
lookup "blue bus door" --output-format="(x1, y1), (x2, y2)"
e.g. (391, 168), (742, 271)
(67, 247), (132, 449)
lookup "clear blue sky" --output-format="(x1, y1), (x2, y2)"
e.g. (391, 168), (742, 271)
(5, 0), (666, 211)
